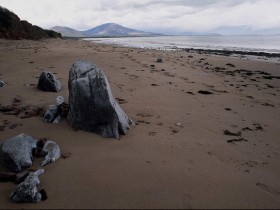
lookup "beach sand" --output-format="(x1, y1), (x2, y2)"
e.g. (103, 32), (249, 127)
(0, 38), (280, 209)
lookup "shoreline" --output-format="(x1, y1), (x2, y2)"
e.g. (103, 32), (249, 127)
(183, 48), (280, 58)
(0, 38), (280, 209)
(82, 38), (280, 63)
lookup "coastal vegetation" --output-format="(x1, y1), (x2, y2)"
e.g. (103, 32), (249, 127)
(0, 6), (61, 40)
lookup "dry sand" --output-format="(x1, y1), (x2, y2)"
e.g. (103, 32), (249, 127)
(0, 38), (280, 209)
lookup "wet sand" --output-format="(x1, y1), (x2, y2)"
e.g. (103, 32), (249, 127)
(0, 38), (280, 209)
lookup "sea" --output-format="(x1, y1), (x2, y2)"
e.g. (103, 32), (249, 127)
(84, 35), (280, 54)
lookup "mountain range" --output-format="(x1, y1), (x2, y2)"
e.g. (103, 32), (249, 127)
(51, 23), (160, 37)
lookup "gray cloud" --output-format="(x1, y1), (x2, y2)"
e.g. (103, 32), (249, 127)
(0, 0), (279, 35)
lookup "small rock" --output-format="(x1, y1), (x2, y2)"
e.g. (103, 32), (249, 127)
(10, 169), (44, 203)
(40, 140), (61, 167)
(156, 58), (163, 63)
(37, 71), (62, 92)
(44, 105), (61, 123)
(43, 96), (66, 123)
(0, 80), (6, 87)
(175, 122), (184, 128)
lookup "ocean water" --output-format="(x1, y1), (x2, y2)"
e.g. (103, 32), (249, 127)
(84, 35), (280, 54)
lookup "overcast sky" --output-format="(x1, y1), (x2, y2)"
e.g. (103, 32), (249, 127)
(0, 0), (280, 35)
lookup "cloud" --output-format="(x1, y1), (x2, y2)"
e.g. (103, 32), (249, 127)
(0, 0), (279, 34)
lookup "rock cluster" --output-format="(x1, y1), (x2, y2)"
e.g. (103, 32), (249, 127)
(0, 134), (61, 203)
(0, 133), (61, 173)
(0, 59), (133, 204)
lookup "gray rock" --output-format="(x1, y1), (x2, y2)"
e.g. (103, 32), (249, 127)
(44, 105), (61, 124)
(0, 133), (37, 173)
(68, 60), (133, 139)
(40, 140), (60, 167)
(56, 96), (64, 105)
(37, 71), (62, 92)
(43, 96), (65, 124)
(10, 169), (44, 203)
(0, 80), (6, 87)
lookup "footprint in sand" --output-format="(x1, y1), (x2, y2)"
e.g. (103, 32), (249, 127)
(148, 132), (157, 136)
(135, 120), (151, 125)
(136, 113), (153, 118)
(256, 183), (280, 196)
(128, 74), (139, 80)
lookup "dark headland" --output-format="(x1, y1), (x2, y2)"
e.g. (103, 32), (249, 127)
(0, 6), (61, 40)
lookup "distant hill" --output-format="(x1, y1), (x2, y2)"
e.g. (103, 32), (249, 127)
(51, 23), (160, 37)
(84, 23), (159, 37)
(0, 6), (61, 40)
(51, 26), (85, 37)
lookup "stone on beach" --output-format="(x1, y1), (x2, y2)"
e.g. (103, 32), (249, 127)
(0, 133), (37, 173)
(37, 71), (62, 92)
(10, 169), (45, 203)
(40, 140), (61, 167)
(156, 58), (163, 63)
(68, 60), (133, 139)
(0, 80), (6, 87)
(44, 105), (62, 123)
(43, 96), (66, 123)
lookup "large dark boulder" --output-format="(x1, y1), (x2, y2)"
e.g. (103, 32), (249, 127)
(0, 133), (37, 173)
(68, 60), (133, 139)
(37, 71), (62, 92)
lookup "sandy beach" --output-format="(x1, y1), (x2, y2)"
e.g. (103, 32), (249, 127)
(0, 38), (280, 209)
